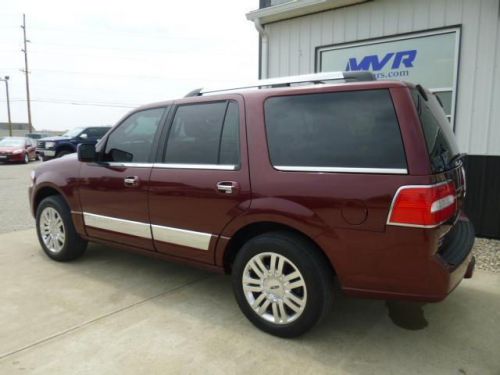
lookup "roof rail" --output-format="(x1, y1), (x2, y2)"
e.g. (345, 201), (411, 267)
(184, 71), (375, 97)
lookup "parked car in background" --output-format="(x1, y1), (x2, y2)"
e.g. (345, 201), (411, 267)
(29, 72), (475, 338)
(26, 133), (52, 140)
(0, 137), (37, 164)
(36, 126), (111, 161)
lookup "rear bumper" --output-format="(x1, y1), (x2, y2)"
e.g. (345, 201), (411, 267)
(319, 216), (476, 302)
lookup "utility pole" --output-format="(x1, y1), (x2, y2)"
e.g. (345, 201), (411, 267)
(0, 76), (12, 136)
(21, 13), (33, 133)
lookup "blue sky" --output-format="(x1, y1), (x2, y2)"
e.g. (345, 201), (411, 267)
(0, 0), (258, 130)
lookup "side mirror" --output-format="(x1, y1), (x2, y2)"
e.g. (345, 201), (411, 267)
(79, 133), (88, 139)
(77, 143), (96, 162)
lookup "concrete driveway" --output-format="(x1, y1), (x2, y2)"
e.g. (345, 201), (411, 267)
(1, 229), (499, 374)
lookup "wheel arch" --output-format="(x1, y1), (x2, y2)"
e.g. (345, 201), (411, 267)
(56, 144), (76, 155)
(33, 184), (68, 216)
(220, 221), (335, 277)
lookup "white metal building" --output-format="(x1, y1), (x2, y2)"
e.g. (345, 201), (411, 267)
(247, 0), (500, 238)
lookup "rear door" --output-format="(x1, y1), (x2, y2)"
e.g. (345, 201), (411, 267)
(79, 107), (167, 250)
(148, 96), (251, 264)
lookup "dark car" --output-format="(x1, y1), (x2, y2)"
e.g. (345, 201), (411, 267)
(29, 72), (475, 338)
(36, 126), (111, 161)
(0, 137), (37, 164)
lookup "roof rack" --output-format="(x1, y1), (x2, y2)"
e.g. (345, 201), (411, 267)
(184, 71), (375, 97)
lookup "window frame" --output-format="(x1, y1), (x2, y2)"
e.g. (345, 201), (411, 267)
(98, 106), (169, 166)
(157, 99), (242, 171)
(263, 89), (409, 175)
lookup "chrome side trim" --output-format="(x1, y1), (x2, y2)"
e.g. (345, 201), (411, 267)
(83, 212), (152, 239)
(106, 162), (154, 168)
(82, 212), (214, 250)
(153, 163), (236, 171)
(151, 225), (212, 251)
(274, 166), (408, 174)
(71, 210), (83, 215)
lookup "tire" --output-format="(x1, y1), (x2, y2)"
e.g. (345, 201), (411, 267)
(232, 231), (334, 338)
(56, 150), (72, 158)
(23, 153), (29, 164)
(36, 195), (87, 261)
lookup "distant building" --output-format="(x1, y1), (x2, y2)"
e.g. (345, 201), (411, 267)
(0, 122), (33, 138)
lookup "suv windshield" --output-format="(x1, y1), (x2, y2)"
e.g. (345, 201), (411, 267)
(62, 127), (84, 138)
(412, 88), (460, 172)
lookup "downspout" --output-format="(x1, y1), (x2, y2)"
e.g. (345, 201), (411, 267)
(254, 18), (269, 79)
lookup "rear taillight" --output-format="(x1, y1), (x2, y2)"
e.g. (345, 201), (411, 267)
(387, 181), (457, 228)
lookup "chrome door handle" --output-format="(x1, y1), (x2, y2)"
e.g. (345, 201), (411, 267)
(217, 181), (239, 194)
(124, 176), (139, 187)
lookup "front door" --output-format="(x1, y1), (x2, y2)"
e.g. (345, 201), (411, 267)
(148, 97), (251, 263)
(79, 107), (167, 250)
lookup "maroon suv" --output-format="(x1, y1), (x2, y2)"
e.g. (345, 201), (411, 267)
(29, 72), (475, 337)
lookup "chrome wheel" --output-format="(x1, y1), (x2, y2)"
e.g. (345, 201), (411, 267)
(24, 153), (29, 163)
(242, 252), (307, 325)
(40, 207), (66, 253)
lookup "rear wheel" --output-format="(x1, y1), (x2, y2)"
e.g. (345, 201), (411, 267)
(36, 195), (87, 261)
(232, 232), (334, 338)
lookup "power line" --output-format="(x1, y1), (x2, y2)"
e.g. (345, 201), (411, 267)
(0, 98), (138, 108)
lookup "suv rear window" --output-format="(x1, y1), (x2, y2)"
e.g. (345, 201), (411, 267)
(412, 89), (459, 173)
(264, 89), (406, 170)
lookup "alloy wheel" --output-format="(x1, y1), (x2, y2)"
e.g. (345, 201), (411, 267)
(39, 207), (66, 253)
(242, 252), (307, 324)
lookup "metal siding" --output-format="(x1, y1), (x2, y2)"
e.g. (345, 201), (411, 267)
(263, 0), (500, 155)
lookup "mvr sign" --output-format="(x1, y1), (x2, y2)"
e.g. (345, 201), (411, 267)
(345, 50), (417, 71)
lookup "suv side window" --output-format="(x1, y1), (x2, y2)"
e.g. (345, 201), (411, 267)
(86, 127), (109, 139)
(264, 89), (407, 170)
(103, 108), (165, 163)
(164, 101), (240, 166)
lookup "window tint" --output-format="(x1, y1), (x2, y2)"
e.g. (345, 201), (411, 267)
(104, 108), (165, 162)
(86, 127), (109, 138)
(264, 90), (407, 169)
(412, 90), (459, 172)
(164, 101), (240, 165)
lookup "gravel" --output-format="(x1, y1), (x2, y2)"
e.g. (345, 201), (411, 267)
(473, 237), (500, 273)
(0, 161), (41, 234)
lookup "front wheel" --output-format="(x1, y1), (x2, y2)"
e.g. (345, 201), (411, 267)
(232, 232), (334, 338)
(23, 153), (29, 164)
(56, 150), (72, 158)
(36, 195), (87, 261)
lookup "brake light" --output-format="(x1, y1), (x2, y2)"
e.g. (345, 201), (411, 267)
(387, 182), (457, 227)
